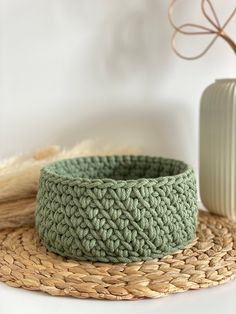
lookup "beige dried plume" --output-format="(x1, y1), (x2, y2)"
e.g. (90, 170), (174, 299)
(0, 141), (137, 230)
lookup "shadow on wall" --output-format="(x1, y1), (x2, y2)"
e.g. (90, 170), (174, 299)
(90, 0), (170, 84)
(55, 102), (197, 167)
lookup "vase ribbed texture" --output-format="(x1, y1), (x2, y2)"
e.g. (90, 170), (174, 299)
(36, 155), (197, 263)
(200, 79), (236, 221)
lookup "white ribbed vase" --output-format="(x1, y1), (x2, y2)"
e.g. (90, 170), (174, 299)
(200, 79), (236, 221)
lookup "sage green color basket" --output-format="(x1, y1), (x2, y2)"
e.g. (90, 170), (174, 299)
(36, 155), (198, 263)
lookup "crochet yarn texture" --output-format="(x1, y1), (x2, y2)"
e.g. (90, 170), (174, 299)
(36, 155), (198, 263)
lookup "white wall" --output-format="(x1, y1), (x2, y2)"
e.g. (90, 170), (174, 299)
(0, 0), (235, 173)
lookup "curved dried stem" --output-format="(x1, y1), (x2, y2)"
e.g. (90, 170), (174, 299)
(168, 0), (236, 60)
(201, 0), (221, 29)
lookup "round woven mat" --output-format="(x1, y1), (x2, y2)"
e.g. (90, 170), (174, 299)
(0, 210), (236, 300)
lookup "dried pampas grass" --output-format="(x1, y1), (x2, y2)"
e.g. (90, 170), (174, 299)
(0, 141), (137, 230)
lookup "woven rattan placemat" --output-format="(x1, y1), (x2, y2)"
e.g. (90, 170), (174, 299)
(0, 210), (235, 300)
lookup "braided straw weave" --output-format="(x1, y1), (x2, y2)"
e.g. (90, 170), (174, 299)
(0, 210), (236, 300)
(36, 155), (198, 263)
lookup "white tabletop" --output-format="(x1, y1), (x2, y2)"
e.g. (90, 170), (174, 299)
(0, 280), (236, 314)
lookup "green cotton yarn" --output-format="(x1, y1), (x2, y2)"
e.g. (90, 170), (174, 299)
(35, 155), (198, 263)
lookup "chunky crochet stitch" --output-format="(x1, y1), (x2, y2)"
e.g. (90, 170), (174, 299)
(36, 155), (198, 263)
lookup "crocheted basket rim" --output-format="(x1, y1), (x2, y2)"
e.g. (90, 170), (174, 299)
(36, 155), (197, 263)
(41, 155), (193, 186)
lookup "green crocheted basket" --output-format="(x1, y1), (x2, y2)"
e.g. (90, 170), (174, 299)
(36, 155), (198, 263)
